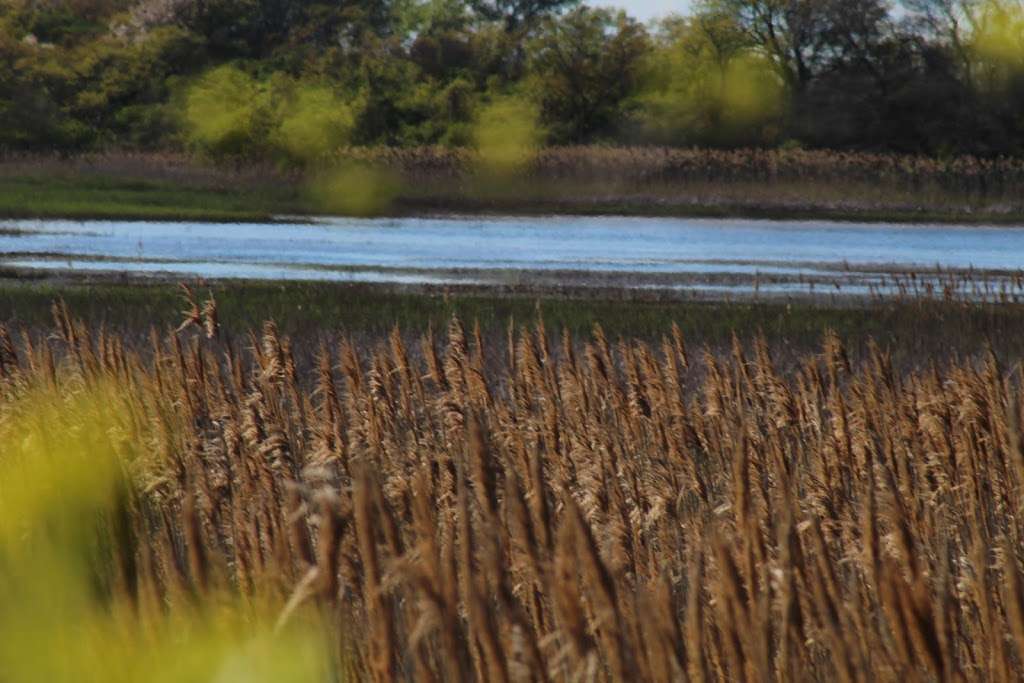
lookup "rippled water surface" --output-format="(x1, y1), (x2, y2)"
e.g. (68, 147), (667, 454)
(3, 215), (1023, 297)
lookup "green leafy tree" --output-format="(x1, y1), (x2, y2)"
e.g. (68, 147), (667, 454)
(131, 0), (404, 59)
(469, 0), (578, 32)
(527, 7), (649, 142)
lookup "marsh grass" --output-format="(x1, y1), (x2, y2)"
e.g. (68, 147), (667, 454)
(0, 173), (301, 222)
(3, 290), (1024, 679)
(4, 280), (1024, 365)
(3, 147), (1024, 221)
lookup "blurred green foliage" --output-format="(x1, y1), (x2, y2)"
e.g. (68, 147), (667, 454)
(473, 94), (540, 170)
(307, 162), (400, 215)
(636, 12), (782, 146)
(0, 382), (334, 683)
(183, 66), (356, 161)
(1, 0), (1024, 157)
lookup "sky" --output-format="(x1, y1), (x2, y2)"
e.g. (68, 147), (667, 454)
(591, 0), (689, 22)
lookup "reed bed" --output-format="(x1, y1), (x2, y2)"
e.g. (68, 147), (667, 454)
(0, 150), (301, 191)
(865, 269), (1024, 304)
(528, 147), (1024, 194)
(339, 146), (1024, 194)
(2, 291), (1024, 681)
(5, 146), (1024, 197)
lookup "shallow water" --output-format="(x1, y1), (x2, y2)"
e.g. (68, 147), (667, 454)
(3, 215), (1023, 298)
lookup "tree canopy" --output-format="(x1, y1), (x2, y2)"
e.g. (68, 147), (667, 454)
(1, 0), (1023, 157)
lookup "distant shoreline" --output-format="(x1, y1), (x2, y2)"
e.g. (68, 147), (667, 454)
(6, 192), (1024, 226)
(3, 148), (1024, 225)
(5, 198), (1024, 226)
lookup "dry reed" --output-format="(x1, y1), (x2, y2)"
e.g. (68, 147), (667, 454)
(2, 293), (1024, 681)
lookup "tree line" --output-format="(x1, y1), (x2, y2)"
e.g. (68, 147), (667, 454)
(2, 0), (1023, 159)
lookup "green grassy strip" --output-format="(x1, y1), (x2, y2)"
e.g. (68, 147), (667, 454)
(3, 174), (1024, 224)
(3, 280), (1022, 365)
(0, 176), (300, 223)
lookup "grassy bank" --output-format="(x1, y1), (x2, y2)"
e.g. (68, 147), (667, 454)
(3, 149), (1024, 223)
(5, 173), (1024, 224)
(3, 279), (1023, 367)
(395, 193), (1024, 224)
(0, 175), (301, 222)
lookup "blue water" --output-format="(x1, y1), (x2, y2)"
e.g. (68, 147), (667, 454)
(2, 215), (1023, 297)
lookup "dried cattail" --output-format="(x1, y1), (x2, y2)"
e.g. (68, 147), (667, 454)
(5, 303), (1024, 681)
